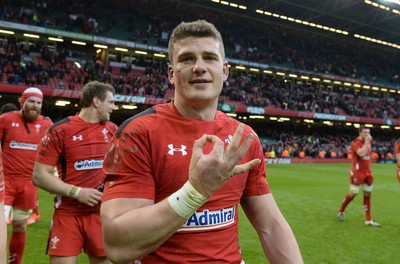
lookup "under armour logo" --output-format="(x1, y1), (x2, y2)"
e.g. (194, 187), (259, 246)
(51, 236), (60, 250)
(11, 122), (19, 127)
(72, 135), (83, 141)
(168, 144), (187, 156)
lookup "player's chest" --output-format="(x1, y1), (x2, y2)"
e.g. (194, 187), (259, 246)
(5, 121), (46, 142)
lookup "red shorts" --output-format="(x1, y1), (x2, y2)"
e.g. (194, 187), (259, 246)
(47, 212), (106, 257)
(350, 170), (373, 186)
(5, 178), (37, 209)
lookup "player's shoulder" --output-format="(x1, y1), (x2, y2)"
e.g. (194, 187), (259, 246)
(115, 105), (161, 138)
(216, 110), (258, 136)
(48, 117), (71, 133)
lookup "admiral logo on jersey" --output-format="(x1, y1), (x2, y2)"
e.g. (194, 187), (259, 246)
(11, 122), (19, 127)
(74, 159), (103, 170)
(9, 140), (38, 150)
(178, 206), (236, 232)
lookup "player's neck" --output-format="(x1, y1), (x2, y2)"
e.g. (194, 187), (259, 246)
(78, 107), (100, 123)
(173, 99), (217, 121)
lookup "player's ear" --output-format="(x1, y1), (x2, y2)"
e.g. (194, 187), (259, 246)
(222, 61), (229, 81)
(168, 64), (174, 84)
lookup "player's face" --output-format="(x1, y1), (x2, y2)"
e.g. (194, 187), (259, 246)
(96, 91), (116, 122)
(168, 36), (229, 104)
(360, 128), (370, 139)
(22, 97), (42, 121)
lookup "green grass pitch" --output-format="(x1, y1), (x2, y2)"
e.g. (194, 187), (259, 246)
(10, 163), (400, 263)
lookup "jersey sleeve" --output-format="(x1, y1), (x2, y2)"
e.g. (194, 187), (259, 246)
(242, 128), (270, 196)
(102, 118), (155, 201)
(36, 125), (65, 166)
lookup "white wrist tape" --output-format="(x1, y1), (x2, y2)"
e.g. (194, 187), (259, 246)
(168, 182), (208, 219)
(66, 185), (82, 199)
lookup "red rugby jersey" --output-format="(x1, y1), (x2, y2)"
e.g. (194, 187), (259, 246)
(350, 137), (371, 172)
(36, 114), (117, 214)
(103, 102), (270, 263)
(0, 145), (4, 201)
(0, 111), (52, 180)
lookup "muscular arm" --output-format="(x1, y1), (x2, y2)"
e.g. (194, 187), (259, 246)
(101, 197), (187, 263)
(241, 194), (303, 264)
(32, 162), (102, 207)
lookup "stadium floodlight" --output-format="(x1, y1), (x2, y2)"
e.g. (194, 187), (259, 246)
(249, 115), (264, 119)
(48, 37), (64, 42)
(135, 50), (147, 55)
(55, 100), (71, 106)
(23, 33), (40, 39)
(115, 47), (128, 52)
(72, 40), (86, 46)
(121, 105), (137, 110)
(154, 53), (166, 58)
(94, 44), (108, 49)
(0, 29), (14, 34)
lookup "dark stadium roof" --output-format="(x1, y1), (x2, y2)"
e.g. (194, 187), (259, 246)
(190, 0), (400, 44)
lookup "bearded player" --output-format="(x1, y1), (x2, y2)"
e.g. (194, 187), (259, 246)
(0, 87), (53, 264)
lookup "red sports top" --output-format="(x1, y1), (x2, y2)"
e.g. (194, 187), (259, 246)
(103, 102), (270, 263)
(350, 137), (371, 172)
(0, 145), (4, 202)
(36, 114), (117, 215)
(394, 139), (400, 155)
(0, 111), (52, 180)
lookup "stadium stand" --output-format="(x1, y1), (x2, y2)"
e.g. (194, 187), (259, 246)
(0, 0), (398, 160)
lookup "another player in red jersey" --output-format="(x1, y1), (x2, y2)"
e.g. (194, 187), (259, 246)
(33, 81), (117, 264)
(0, 87), (53, 264)
(394, 139), (400, 183)
(0, 144), (6, 264)
(338, 126), (381, 227)
(101, 20), (303, 264)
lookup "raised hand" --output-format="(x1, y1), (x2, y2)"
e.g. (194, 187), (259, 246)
(188, 124), (261, 197)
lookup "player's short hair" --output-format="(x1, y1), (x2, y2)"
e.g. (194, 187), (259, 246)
(168, 20), (225, 63)
(358, 125), (369, 133)
(0, 103), (18, 114)
(80, 81), (115, 108)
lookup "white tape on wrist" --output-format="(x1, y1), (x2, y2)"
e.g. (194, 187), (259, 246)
(168, 182), (208, 219)
(66, 185), (82, 199)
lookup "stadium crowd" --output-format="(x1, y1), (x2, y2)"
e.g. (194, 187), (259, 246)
(2, 0), (400, 86)
(0, 0), (399, 161)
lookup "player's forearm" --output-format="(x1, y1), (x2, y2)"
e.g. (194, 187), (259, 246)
(32, 163), (71, 196)
(101, 198), (187, 263)
(261, 219), (304, 264)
